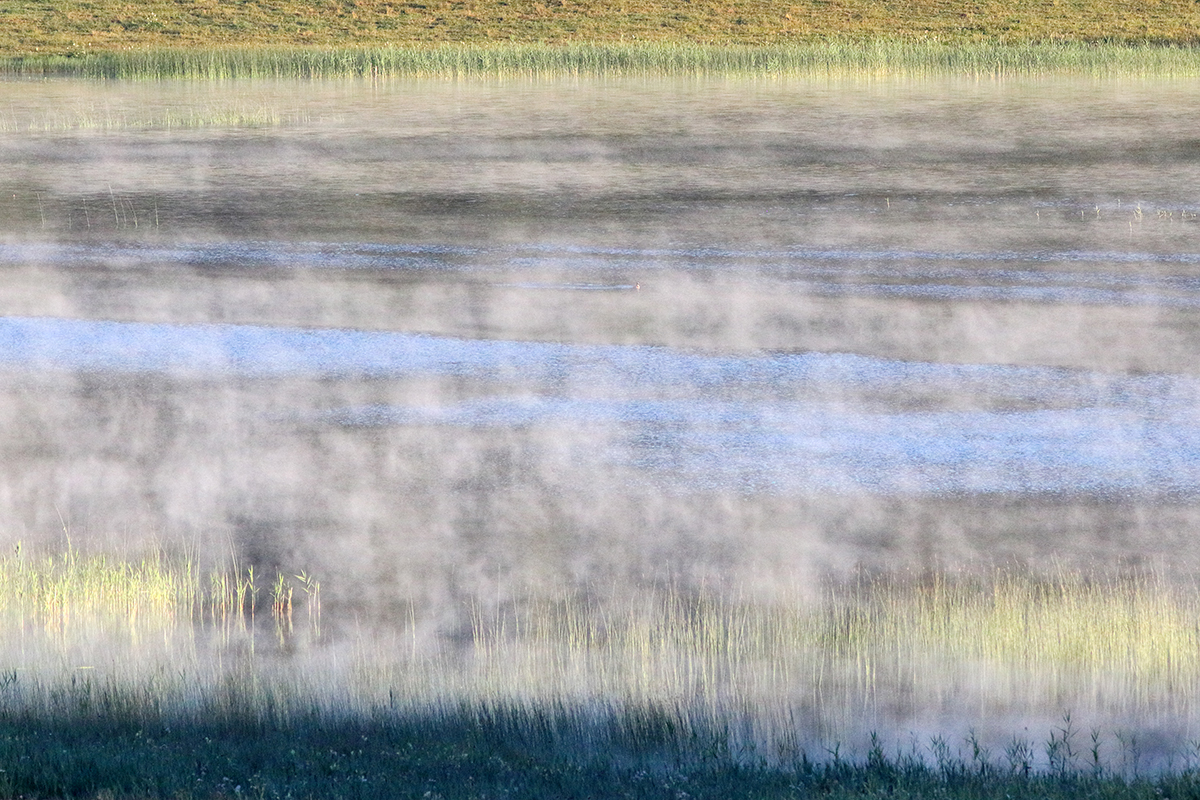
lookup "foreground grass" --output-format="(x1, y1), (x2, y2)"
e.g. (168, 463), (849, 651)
(4, 701), (1200, 799)
(4, 41), (1200, 78)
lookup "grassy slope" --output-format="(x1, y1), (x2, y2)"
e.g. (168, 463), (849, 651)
(1, 0), (1198, 57)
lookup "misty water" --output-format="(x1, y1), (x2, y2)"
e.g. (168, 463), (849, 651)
(3, 75), (1200, 760)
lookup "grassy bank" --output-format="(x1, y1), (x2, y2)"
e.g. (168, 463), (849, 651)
(4, 41), (1200, 78)
(2, 0), (1199, 58)
(4, 700), (1200, 799)
(2, 0), (1199, 78)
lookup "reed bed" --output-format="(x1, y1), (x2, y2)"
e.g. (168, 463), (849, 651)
(423, 571), (1200, 762)
(3, 549), (1199, 775)
(0, 544), (318, 669)
(4, 41), (1200, 80)
(455, 571), (1200, 702)
(0, 544), (190, 646)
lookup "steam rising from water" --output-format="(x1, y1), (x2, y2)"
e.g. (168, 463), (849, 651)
(10, 239), (1200, 307)
(2, 74), (1200, 755)
(4, 314), (1200, 497)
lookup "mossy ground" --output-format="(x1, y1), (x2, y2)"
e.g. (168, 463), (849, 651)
(1, 0), (1198, 58)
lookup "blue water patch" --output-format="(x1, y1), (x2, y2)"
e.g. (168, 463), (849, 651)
(321, 398), (1200, 497)
(0, 314), (1174, 405)
(5, 314), (1198, 498)
(0, 315), (561, 378)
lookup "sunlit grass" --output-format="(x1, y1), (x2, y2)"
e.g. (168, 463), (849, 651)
(2, 0), (1198, 56)
(4, 42), (1200, 79)
(419, 570), (1200, 759)
(0, 543), (191, 644)
(0, 544), (317, 669)
(860, 572), (1200, 687)
(459, 570), (1200, 693)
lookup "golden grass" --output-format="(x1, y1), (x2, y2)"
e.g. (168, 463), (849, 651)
(0, 544), (190, 643)
(864, 573), (1199, 679)
(457, 571), (1200, 689)
(1, 0), (1198, 58)
(360, 569), (1200, 749)
(0, 544), (317, 652)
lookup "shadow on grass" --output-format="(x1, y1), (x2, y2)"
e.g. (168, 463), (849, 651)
(2, 695), (1198, 799)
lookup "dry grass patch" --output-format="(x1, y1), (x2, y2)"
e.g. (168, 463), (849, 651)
(0, 0), (1198, 57)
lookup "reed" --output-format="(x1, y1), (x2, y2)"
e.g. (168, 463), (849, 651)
(4, 41), (1200, 79)
(0, 542), (316, 655)
(0, 543), (189, 642)
(429, 569), (1200, 760)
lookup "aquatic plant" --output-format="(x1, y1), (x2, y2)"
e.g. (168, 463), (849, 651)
(4, 546), (1198, 775)
(0, 104), (290, 133)
(430, 569), (1200, 763)
(6, 553), (1200, 795)
(0, 543), (316, 668)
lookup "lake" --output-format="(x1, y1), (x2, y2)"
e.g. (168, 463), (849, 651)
(2, 74), (1200, 759)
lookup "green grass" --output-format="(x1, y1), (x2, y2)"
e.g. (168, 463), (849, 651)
(5, 701), (1200, 799)
(5, 41), (1200, 78)
(5, 549), (1200, 797)
(7, 700), (1200, 799)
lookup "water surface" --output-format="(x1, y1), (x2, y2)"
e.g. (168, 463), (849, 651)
(2, 74), (1199, 631)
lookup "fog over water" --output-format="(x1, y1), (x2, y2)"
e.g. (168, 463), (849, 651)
(2, 74), (1200, 616)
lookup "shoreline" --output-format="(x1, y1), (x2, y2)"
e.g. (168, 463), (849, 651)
(3, 41), (1200, 79)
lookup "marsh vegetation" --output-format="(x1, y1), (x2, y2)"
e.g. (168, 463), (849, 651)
(5, 548), (1200, 796)
(6, 42), (1200, 80)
